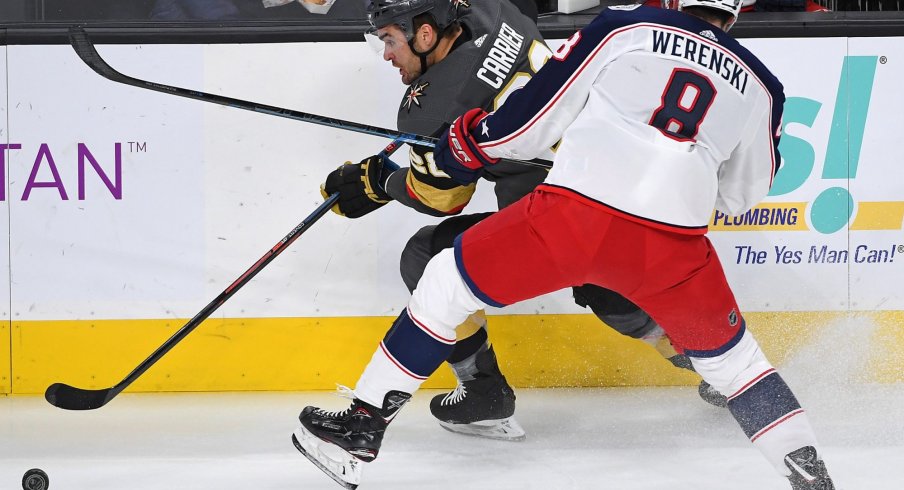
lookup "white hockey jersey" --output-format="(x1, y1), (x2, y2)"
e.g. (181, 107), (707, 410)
(472, 5), (785, 234)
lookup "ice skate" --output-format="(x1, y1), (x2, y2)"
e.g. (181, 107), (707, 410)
(292, 387), (411, 489)
(430, 347), (525, 441)
(785, 446), (836, 490)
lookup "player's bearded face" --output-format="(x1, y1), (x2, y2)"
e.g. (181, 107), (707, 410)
(374, 26), (422, 85)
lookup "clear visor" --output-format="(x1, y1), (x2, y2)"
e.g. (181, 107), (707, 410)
(363, 26), (410, 58)
(364, 28), (385, 55)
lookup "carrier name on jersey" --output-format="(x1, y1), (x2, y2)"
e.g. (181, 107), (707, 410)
(476, 23), (525, 89)
(651, 29), (750, 94)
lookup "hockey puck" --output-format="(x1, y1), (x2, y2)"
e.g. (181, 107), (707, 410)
(22, 468), (49, 490)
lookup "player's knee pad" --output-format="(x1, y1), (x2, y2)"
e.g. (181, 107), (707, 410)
(400, 225), (437, 292)
(401, 214), (492, 292)
(409, 248), (488, 341)
(688, 325), (772, 395)
(429, 212), (493, 255)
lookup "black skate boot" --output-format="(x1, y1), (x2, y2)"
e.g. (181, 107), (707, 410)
(785, 446), (836, 490)
(668, 354), (728, 408)
(430, 347), (525, 441)
(292, 388), (411, 489)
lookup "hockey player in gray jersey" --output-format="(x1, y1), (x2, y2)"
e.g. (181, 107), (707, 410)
(303, 0), (721, 465)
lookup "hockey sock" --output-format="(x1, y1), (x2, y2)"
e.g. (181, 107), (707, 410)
(691, 328), (819, 475)
(355, 308), (455, 407)
(728, 370), (818, 476)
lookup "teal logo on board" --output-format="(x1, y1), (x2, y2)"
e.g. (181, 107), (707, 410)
(771, 56), (878, 234)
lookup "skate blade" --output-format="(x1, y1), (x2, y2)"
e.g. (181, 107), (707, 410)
(438, 416), (526, 442)
(292, 426), (363, 489)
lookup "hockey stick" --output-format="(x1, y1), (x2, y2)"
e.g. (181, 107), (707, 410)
(45, 144), (403, 411)
(67, 27), (551, 170)
(68, 27), (430, 148)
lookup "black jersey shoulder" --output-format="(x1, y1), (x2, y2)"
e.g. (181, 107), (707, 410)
(397, 0), (543, 136)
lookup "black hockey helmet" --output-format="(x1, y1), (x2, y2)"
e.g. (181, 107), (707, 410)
(366, 0), (462, 40)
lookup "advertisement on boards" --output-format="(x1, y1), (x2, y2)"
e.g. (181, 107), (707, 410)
(4, 42), (450, 321)
(710, 37), (904, 311)
(6, 45), (206, 320)
(847, 37), (904, 311)
(3, 36), (903, 322)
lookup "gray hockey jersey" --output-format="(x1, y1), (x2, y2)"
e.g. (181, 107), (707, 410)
(384, 0), (551, 216)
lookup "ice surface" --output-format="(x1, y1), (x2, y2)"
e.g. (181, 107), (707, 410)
(2, 381), (899, 489)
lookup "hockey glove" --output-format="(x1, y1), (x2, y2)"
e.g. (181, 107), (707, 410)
(434, 108), (500, 185)
(321, 155), (393, 218)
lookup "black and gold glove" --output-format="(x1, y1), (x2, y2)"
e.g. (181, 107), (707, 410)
(321, 155), (393, 218)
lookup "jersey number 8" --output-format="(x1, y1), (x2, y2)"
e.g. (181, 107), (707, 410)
(649, 68), (716, 142)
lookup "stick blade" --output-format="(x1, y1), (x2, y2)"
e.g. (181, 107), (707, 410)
(45, 382), (116, 410)
(67, 26), (97, 61)
(67, 26), (122, 81)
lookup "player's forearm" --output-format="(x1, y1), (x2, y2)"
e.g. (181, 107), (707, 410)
(384, 167), (473, 217)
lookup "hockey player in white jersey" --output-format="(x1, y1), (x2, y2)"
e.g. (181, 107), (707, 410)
(294, 1), (836, 489)
(309, 0), (727, 453)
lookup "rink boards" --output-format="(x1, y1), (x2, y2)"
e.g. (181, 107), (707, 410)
(1, 37), (903, 393)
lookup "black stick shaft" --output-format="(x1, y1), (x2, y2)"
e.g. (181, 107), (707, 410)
(68, 26), (432, 147)
(45, 138), (401, 409)
(113, 145), (400, 392)
(120, 193), (339, 393)
(67, 27), (551, 170)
